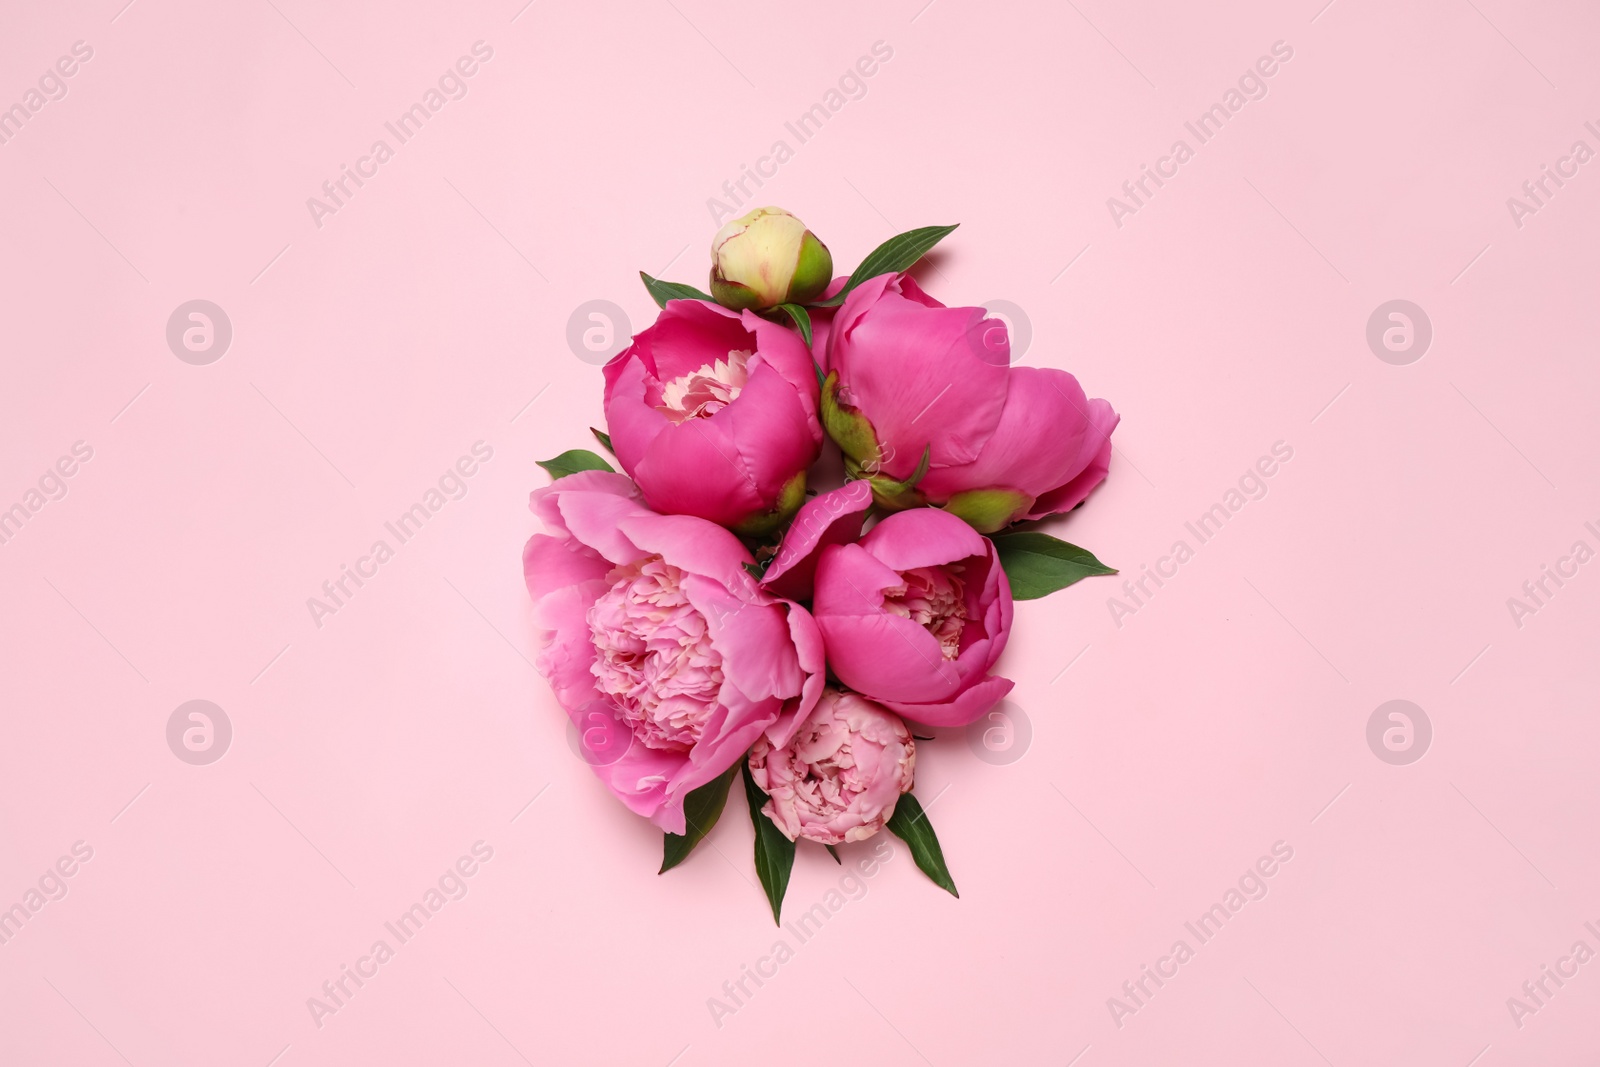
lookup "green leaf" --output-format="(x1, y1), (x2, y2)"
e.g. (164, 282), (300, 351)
(742, 559), (768, 581)
(640, 271), (713, 308)
(824, 844), (842, 864)
(536, 449), (614, 480)
(810, 224), (959, 307)
(742, 762), (796, 924)
(990, 532), (1116, 600)
(590, 427), (613, 454)
(660, 766), (738, 874)
(775, 303), (813, 347)
(886, 792), (958, 898)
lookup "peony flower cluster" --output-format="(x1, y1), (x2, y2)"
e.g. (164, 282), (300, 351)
(524, 207), (1120, 920)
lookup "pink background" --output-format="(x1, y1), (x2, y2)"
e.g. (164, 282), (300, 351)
(3, 0), (1598, 1063)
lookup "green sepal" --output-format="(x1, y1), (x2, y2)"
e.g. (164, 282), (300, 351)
(862, 445), (931, 511)
(820, 371), (880, 466)
(732, 470), (807, 539)
(941, 487), (1032, 533)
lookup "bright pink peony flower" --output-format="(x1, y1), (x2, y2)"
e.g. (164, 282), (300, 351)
(603, 299), (823, 535)
(822, 273), (1119, 532)
(748, 688), (915, 845)
(522, 470), (825, 834)
(811, 507), (1013, 727)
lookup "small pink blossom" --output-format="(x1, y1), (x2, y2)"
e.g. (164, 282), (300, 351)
(749, 688), (915, 845)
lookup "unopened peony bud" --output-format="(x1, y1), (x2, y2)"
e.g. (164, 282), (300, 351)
(710, 207), (833, 310)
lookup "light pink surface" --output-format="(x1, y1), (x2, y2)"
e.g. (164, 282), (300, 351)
(2, 1), (1597, 1064)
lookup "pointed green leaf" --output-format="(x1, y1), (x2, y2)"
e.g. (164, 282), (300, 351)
(591, 427), (614, 455)
(742, 762), (796, 924)
(990, 531), (1116, 600)
(660, 766), (738, 873)
(824, 844), (842, 864)
(886, 792), (958, 897)
(775, 303), (813, 347)
(810, 224), (959, 307)
(536, 449), (615, 480)
(640, 271), (714, 308)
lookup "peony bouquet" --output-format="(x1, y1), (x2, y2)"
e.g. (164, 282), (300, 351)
(523, 208), (1119, 922)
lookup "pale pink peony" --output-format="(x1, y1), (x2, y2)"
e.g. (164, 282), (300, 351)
(523, 471), (825, 834)
(748, 688), (915, 845)
(587, 558), (724, 751)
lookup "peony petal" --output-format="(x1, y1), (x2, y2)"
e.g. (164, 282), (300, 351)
(740, 309), (822, 422)
(528, 470), (642, 537)
(602, 355), (671, 479)
(816, 609), (972, 704)
(877, 673), (1014, 729)
(857, 507), (990, 573)
(760, 480), (873, 600)
(808, 277), (849, 370)
(542, 482), (654, 567)
(1026, 396), (1119, 519)
(631, 417), (768, 528)
(719, 356), (821, 500)
(683, 574), (801, 705)
(763, 601), (826, 749)
(644, 299), (755, 383)
(810, 541), (900, 617)
(615, 510), (755, 591)
(918, 367), (1114, 503)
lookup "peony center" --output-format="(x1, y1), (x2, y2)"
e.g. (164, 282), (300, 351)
(883, 564), (968, 659)
(657, 350), (751, 423)
(587, 557), (723, 750)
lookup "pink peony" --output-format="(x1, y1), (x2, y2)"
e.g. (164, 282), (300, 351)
(811, 506), (1013, 727)
(822, 273), (1118, 532)
(522, 470), (824, 834)
(748, 688), (915, 845)
(603, 299), (822, 535)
